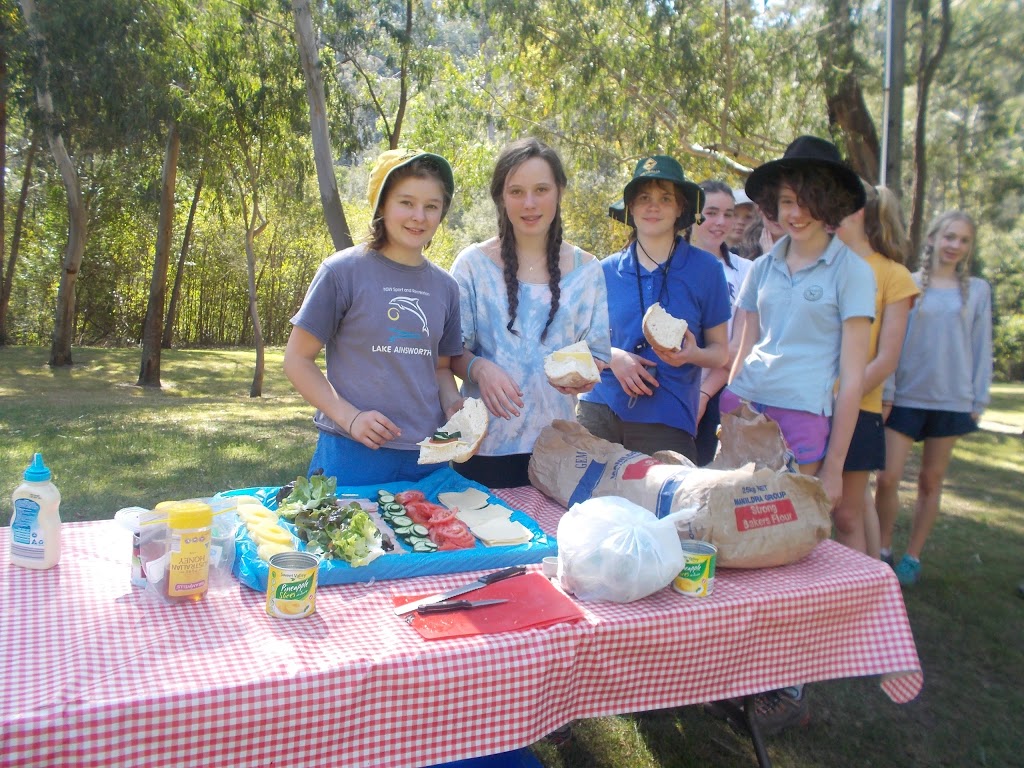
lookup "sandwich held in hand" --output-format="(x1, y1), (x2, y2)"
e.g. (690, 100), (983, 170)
(418, 398), (488, 464)
(643, 304), (688, 351)
(544, 341), (600, 388)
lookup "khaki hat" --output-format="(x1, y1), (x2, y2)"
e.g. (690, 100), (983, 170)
(367, 149), (455, 218)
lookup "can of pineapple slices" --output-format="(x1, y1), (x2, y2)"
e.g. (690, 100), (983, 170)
(673, 541), (717, 597)
(266, 551), (319, 619)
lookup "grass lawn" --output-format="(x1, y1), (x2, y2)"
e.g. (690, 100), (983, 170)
(2, 347), (1022, 767)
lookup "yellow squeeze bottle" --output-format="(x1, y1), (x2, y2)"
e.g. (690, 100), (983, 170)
(9, 453), (62, 570)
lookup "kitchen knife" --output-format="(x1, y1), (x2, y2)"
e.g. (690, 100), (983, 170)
(416, 598), (509, 615)
(394, 565), (527, 615)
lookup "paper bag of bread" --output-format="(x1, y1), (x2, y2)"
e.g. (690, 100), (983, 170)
(544, 341), (600, 388)
(642, 304), (688, 351)
(528, 419), (831, 569)
(417, 398), (488, 464)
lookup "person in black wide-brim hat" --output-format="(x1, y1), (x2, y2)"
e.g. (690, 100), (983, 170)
(712, 135), (876, 734)
(577, 155), (732, 463)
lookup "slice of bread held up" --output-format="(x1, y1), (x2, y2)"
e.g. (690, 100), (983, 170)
(544, 341), (601, 388)
(417, 397), (489, 464)
(643, 303), (688, 351)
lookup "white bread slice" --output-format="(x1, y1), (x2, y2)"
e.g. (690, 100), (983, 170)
(417, 397), (489, 464)
(544, 340), (600, 388)
(642, 304), (688, 351)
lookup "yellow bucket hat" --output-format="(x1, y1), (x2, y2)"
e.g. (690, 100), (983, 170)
(367, 149), (455, 219)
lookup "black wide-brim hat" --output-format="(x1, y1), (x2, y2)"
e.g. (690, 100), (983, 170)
(608, 155), (704, 230)
(744, 135), (866, 213)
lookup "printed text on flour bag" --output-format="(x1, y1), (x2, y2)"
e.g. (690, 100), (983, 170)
(733, 484), (798, 531)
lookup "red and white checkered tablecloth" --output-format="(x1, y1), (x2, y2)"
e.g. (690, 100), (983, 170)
(1, 487), (921, 768)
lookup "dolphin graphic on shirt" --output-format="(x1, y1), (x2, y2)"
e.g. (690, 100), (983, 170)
(387, 296), (429, 335)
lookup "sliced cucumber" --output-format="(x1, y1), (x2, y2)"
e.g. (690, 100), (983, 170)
(377, 492), (394, 504)
(395, 525), (413, 536)
(392, 515), (413, 527)
(411, 524), (429, 537)
(385, 503), (404, 515)
(412, 540), (433, 552)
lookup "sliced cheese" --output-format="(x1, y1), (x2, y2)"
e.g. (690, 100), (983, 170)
(456, 504), (511, 529)
(470, 517), (533, 546)
(439, 488), (491, 511)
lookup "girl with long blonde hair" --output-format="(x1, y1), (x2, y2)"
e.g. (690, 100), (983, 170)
(874, 210), (993, 585)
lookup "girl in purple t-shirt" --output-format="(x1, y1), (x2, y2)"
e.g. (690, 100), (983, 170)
(284, 149), (465, 486)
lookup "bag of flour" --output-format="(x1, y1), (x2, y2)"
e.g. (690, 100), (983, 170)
(529, 419), (831, 568)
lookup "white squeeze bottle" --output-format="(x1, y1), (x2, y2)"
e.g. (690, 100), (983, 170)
(9, 452), (62, 569)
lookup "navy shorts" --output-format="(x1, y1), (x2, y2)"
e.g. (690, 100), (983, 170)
(885, 405), (978, 442)
(843, 410), (886, 472)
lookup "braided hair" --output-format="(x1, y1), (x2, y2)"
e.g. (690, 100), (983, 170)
(919, 209), (976, 318)
(489, 138), (568, 341)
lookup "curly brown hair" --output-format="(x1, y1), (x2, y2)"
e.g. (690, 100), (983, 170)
(490, 138), (568, 341)
(753, 165), (860, 228)
(367, 157), (453, 252)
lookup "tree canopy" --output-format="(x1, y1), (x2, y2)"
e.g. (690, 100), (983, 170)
(3, 0), (1022, 379)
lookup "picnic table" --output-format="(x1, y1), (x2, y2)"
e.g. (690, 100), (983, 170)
(0, 485), (922, 768)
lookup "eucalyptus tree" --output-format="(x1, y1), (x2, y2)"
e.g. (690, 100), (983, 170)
(197, 0), (309, 397)
(17, 0), (184, 366)
(448, 0), (828, 185)
(292, 0), (352, 250)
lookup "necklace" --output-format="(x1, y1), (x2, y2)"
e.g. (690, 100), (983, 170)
(636, 239), (668, 268)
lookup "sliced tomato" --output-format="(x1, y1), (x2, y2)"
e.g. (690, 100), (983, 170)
(429, 520), (475, 549)
(426, 507), (457, 526)
(394, 490), (426, 505)
(403, 503), (433, 525)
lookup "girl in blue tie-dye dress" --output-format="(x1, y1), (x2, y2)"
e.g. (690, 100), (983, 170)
(449, 138), (611, 488)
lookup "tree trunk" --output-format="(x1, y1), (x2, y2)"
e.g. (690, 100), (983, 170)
(0, 141), (37, 345)
(21, 0), (88, 367)
(291, 0), (352, 251)
(245, 224), (266, 398)
(163, 164), (204, 349)
(817, 0), (881, 182)
(390, 0), (413, 150)
(138, 121), (180, 387)
(1, 35), (6, 341)
(908, 0), (952, 265)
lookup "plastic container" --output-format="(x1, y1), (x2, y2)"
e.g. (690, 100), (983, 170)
(9, 453), (62, 570)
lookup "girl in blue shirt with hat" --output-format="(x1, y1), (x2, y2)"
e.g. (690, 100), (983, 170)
(578, 155), (731, 462)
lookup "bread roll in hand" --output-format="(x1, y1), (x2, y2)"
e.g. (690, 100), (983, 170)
(642, 304), (688, 351)
(417, 397), (489, 464)
(544, 341), (601, 389)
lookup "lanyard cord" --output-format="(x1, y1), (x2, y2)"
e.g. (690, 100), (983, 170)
(634, 237), (679, 317)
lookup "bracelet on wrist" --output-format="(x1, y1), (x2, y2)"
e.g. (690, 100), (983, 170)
(699, 390), (712, 398)
(466, 356), (480, 383)
(348, 410), (363, 434)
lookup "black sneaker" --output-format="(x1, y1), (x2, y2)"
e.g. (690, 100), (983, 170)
(881, 551), (895, 568)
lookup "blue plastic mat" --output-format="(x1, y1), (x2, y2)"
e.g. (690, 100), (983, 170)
(434, 748), (543, 768)
(223, 467), (556, 592)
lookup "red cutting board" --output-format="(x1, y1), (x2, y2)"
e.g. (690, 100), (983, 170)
(393, 572), (586, 640)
